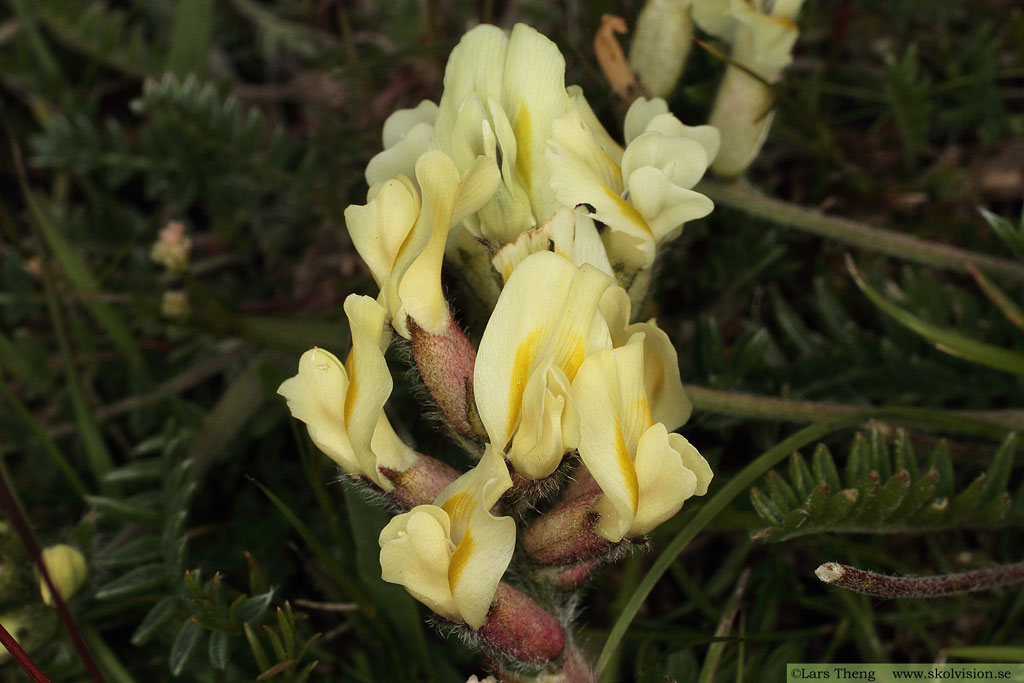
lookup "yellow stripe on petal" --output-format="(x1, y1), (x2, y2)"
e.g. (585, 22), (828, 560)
(614, 421), (640, 517)
(343, 349), (357, 424)
(506, 328), (542, 440)
(447, 527), (474, 590)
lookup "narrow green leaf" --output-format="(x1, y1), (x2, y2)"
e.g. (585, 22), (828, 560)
(169, 619), (203, 676)
(788, 453), (815, 500)
(277, 606), (295, 655)
(166, 0), (213, 79)
(910, 498), (949, 526)
(246, 552), (268, 595)
(247, 477), (369, 611)
(750, 487), (785, 525)
(820, 489), (860, 526)
(869, 470), (911, 522)
(845, 433), (869, 487)
(983, 433), (1018, 501)
(896, 469), (938, 519)
(244, 622), (270, 672)
(804, 482), (830, 519)
(968, 263), (1024, 332)
(812, 444), (842, 492)
(103, 459), (166, 484)
(765, 471), (799, 510)
(949, 474), (989, 518)
(971, 493), (1011, 525)
(235, 589), (275, 625)
(848, 255), (1024, 375)
(262, 624), (288, 662)
(850, 472), (881, 520)
(294, 660), (320, 683)
(208, 630), (230, 671)
(781, 508), (809, 532)
(868, 424), (892, 480)
(96, 564), (167, 599)
(102, 535), (162, 568)
(86, 495), (161, 523)
(978, 207), (1024, 261)
(929, 441), (955, 499)
(893, 429), (918, 475)
(131, 596), (178, 646)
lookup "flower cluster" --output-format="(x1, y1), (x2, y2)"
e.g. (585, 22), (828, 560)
(630, 0), (807, 177)
(279, 23), (714, 679)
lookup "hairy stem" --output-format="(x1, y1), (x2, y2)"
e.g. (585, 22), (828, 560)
(686, 385), (1024, 435)
(698, 178), (1024, 281)
(815, 560), (1024, 598)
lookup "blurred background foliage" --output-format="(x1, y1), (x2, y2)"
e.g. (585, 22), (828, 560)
(0, 0), (1023, 681)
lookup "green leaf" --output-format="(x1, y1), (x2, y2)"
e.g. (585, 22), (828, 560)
(812, 444), (842, 492)
(788, 453), (815, 500)
(166, 0), (213, 79)
(208, 629), (230, 670)
(96, 563), (167, 599)
(848, 255), (1024, 375)
(234, 589), (275, 625)
(169, 618), (203, 676)
(86, 495), (162, 523)
(244, 622), (270, 672)
(102, 535), (162, 568)
(131, 596), (179, 646)
(750, 486), (785, 526)
(929, 441), (955, 499)
(948, 474), (989, 518)
(983, 433), (1018, 501)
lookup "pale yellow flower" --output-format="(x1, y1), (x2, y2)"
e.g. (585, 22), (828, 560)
(432, 23), (573, 245)
(474, 251), (614, 479)
(37, 545), (87, 606)
(546, 94), (715, 304)
(694, 0), (806, 176)
(599, 285), (692, 431)
(345, 151), (499, 338)
(571, 336), (712, 542)
(629, 0), (695, 98)
(379, 447), (515, 629)
(277, 295), (416, 490)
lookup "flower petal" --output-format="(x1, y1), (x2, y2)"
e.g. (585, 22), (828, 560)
(572, 347), (639, 543)
(379, 505), (459, 622)
(382, 100), (439, 149)
(277, 347), (357, 473)
(343, 295), (394, 487)
(621, 132), (709, 190)
(629, 423), (699, 536)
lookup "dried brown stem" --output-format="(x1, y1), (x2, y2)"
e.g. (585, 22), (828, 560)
(815, 560), (1024, 598)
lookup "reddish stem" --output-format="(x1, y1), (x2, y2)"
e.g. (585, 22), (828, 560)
(0, 469), (104, 682)
(0, 621), (52, 683)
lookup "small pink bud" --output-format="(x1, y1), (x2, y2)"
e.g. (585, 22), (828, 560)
(531, 559), (601, 592)
(522, 493), (610, 566)
(409, 317), (485, 440)
(379, 454), (461, 509)
(478, 583), (565, 664)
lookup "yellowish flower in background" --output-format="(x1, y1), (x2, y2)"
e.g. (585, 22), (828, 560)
(571, 337), (712, 542)
(629, 0), (695, 98)
(379, 447), (515, 629)
(345, 151), (498, 338)
(277, 295), (416, 490)
(695, 0), (806, 176)
(37, 544), (87, 606)
(546, 95), (715, 304)
(150, 220), (191, 272)
(474, 251), (613, 479)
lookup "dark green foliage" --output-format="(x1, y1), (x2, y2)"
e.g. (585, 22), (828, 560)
(751, 427), (1019, 541)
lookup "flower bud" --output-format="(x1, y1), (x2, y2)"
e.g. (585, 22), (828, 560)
(150, 220), (192, 272)
(521, 493), (610, 566)
(37, 544), (88, 606)
(477, 583), (565, 664)
(409, 317), (485, 440)
(0, 605), (58, 664)
(380, 453), (462, 509)
(629, 0), (694, 98)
